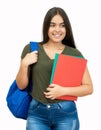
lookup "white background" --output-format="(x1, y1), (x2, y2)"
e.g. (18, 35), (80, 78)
(0, 0), (100, 129)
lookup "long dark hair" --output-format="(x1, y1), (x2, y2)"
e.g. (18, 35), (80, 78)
(41, 7), (76, 48)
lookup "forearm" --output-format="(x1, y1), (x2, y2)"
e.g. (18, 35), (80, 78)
(63, 84), (93, 97)
(16, 61), (29, 90)
(16, 51), (38, 90)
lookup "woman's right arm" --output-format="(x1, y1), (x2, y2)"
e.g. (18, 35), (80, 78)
(16, 51), (38, 90)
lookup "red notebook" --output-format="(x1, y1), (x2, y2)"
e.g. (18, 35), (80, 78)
(50, 53), (87, 101)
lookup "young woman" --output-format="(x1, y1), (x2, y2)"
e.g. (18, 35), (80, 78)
(16, 7), (93, 130)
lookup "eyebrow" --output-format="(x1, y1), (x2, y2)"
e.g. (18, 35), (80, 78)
(50, 22), (65, 24)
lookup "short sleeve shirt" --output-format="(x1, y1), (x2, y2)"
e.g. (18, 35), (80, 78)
(21, 43), (84, 104)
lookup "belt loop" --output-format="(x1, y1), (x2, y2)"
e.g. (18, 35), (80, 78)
(58, 102), (62, 108)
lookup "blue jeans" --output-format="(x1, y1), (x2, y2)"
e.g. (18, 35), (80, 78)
(26, 99), (79, 130)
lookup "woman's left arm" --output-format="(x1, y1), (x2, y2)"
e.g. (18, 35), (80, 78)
(44, 66), (93, 100)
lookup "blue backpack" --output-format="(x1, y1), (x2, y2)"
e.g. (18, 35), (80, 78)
(6, 41), (38, 120)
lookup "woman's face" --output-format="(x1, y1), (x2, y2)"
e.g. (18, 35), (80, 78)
(48, 14), (66, 43)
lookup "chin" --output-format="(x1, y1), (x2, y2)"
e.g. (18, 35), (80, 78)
(52, 39), (62, 43)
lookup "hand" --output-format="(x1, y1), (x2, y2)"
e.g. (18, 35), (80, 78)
(44, 84), (65, 100)
(21, 51), (38, 67)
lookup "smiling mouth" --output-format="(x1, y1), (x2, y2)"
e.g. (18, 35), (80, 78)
(53, 34), (62, 38)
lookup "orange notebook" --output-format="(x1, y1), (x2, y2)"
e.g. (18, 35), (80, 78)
(50, 53), (87, 101)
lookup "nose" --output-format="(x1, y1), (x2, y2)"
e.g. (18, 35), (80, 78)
(55, 26), (60, 31)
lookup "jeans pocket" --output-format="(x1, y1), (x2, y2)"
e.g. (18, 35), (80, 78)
(58, 101), (77, 115)
(28, 99), (39, 112)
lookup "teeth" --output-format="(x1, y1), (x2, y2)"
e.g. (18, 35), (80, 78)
(54, 34), (61, 37)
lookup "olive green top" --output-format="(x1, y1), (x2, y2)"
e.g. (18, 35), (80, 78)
(21, 43), (84, 104)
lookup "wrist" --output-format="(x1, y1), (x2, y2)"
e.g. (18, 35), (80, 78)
(21, 59), (29, 68)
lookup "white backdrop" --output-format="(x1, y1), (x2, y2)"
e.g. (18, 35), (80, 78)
(0, 0), (100, 129)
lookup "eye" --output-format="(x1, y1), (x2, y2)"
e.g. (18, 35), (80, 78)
(60, 23), (65, 27)
(50, 23), (55, 27)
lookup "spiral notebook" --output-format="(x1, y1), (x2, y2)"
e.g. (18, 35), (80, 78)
(50, 53), (87, 101)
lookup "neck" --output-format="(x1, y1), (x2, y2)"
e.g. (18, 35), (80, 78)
(45, 41), (64, 50)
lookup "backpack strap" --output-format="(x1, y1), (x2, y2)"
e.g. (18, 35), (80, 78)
(28, 41), (38, 93)
(30, 41), (38, 52)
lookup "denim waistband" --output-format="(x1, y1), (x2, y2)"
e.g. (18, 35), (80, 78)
(31, 98), (76, 109)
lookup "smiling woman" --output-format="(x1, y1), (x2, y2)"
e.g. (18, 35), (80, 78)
(15, 7), (93, 130)
(48, 14), (66, 43)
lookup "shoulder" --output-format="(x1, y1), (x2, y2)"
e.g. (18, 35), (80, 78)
(64, 45), (84, 57)
(21, 43), (30, 59)
(23, 43), (30, 51)
(21, 42), (41, 58)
